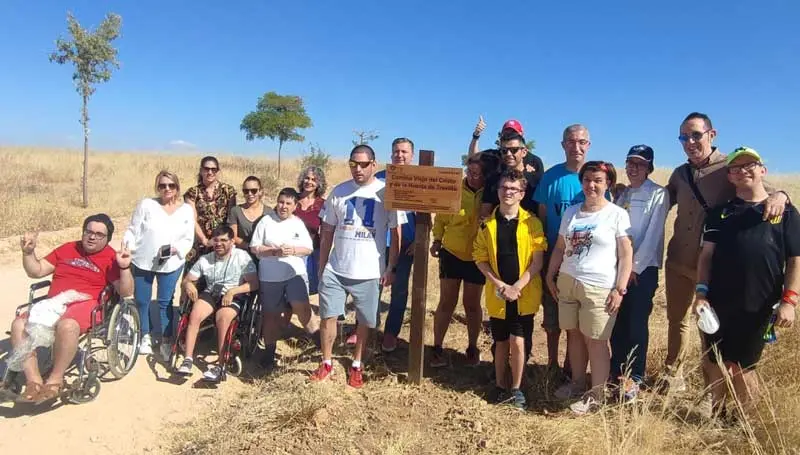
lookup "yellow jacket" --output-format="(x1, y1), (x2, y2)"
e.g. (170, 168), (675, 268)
(432, 179), (484, 261)
(472, 207), (547, 319)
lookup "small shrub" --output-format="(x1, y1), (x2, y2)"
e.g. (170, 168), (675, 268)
(300, 143), (331, 172)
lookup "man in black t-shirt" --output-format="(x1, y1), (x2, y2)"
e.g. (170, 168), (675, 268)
(479, 131), (543, 221)
(694, 146), (799, 414)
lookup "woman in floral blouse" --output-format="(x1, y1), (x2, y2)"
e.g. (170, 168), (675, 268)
(183, 156), (237, 270)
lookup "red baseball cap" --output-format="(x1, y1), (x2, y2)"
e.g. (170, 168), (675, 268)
(501, 119), (524, 135)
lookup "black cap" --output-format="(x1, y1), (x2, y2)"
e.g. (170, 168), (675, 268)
(626, 144), (654, 163)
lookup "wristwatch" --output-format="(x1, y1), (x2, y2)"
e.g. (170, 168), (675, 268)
(615, 288), (627, 296)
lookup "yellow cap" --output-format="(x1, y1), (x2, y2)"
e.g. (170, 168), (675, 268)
(726, 146), (762, 166)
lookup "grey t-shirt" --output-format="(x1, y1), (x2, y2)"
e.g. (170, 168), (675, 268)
(227, 204), (269, 244)
(187, 248), (256, 293)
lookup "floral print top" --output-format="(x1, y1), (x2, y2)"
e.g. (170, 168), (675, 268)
(183, 181), (237, 265)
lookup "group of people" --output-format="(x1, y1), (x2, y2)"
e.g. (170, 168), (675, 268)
(6, 112), (798, 419)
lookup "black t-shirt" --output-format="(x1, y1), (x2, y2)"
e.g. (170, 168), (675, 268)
(482, 154), (544, 214)
(703, 198), (800, 313)
(495, 210), (520, 285)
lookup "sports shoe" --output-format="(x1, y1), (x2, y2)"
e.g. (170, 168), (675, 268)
(509, 388), (526, 410)
(203, 365), (222, 382)
(555, 381), (586, 400)
(381, 333), (398, 353)
(177, 357), (193, 376)
(159, 342), (172, 362)
(139, 334), (153, 355)
(465, 346), (480, 367)
(309, 362), (334, 382)
(696, 392), (714, 419)
(620, 378), (640, 403)
(657, 367), (687, 393)
(345, 332), (358, 346)
(429, 346), (448, 368)
(491, 387), (509, 404)
(570, 393), (601, 415)
(348, 366), (364, 388)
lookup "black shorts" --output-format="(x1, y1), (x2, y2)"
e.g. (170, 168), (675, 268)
(438, 248), (486, 285)
(490, 302), (534, 342)
(703, 305), (773, 370)
(197, 291), (247, 315)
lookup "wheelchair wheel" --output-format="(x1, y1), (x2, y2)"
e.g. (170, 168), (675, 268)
(107, 299), (141, 379)
(243, 299), (262, 358)
(67, 376), (101, 404)
(220, 318), (240, 377)
(171, 312), (190, 372)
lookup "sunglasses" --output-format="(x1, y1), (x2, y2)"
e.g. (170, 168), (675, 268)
(500, 147), (524, 155)
(203, 166), (219, 173)
(158, 183), (177, 190)
(242, 188), (260, 195)
(678, 130), (710, 143)
(348, 160), (373, 169)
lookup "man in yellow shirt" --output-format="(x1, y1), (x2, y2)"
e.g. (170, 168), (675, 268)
(429, 153), (487, 367)
(473, 169), (547, 409)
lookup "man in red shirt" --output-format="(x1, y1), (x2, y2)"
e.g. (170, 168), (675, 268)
(9, 214), (133, 403)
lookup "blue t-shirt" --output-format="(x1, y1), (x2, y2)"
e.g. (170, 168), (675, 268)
(532, 163), (584, 251)
(376, 169), (416, 248)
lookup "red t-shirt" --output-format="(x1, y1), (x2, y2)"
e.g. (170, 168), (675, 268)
(44, 242), (120, 300)
(295, 197), (325, 245)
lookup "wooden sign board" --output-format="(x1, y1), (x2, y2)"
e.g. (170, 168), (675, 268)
(384, 164), (462, 214)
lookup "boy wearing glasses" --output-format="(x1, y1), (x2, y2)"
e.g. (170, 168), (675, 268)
(473, 169), (547, 409)
(694, 147), (798, 415)
(311, 145), (404, 388)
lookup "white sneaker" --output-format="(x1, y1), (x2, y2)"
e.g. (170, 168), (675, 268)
(555, 381), (586, 400)
(159, 342), (172, 362)
(570, 393), (601, 415)
(139, 334), (153, 355)
(177, 357), (193, 376)
(203, 365), (222, 382)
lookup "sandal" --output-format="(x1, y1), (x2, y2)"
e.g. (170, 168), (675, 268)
(34, 383), (62, 405)
(16, 382), (43, 403)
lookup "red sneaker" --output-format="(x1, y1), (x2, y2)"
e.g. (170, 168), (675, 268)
(309, 362), (333, 382)
(348, 367), (364, 388)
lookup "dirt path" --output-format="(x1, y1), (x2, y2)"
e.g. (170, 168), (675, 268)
(0, 233), (248, 455)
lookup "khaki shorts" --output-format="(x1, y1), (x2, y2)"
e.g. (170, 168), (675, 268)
(557, 273), (616, 340)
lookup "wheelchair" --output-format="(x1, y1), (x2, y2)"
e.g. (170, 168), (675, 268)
(0, 281), (141, 404)
(169, 285), (261, 381)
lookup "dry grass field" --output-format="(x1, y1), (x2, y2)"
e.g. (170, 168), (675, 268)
(2, 146), (800, 454)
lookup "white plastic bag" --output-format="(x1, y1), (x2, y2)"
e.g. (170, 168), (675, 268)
(696, 304), (720, 335)
(6, 290), (91, 372)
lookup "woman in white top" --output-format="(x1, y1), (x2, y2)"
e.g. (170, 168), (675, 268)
(545, 161), (633, 415)
(610, 145), (668, 401)
(250, 188), (317, 370)
(123, 170), (195, 359)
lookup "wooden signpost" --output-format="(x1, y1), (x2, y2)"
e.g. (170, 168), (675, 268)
(385, 150), (462, 385)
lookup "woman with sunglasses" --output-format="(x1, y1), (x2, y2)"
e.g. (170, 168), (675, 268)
(228, 176), (268, 256)
(294, 166), (327, 295)
(545, 161), (633, 415)
(123, 171), (195, 359)
(184, 156), (237, 272)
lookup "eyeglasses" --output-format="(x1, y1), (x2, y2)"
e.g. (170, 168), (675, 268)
(500, 147), (524, 155)
(727, 161), (762, 174)
(83, 229), (107, 240)
(242, 188), (260, 195)
(158, 183), (177, 190)
(500, 185), (523, 194)
(678, 130), (710, 143)
(348, 160), (373, 169)
(202, 166), (219, 173)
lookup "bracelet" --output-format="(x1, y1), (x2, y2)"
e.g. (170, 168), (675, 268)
(472, 134), (480, 140)
(119, 265), (131, 270)
(782, 289), (798, 306)
(695, 283), (709, 295)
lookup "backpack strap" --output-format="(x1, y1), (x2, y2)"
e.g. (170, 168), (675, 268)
(683, 165), (710, 212)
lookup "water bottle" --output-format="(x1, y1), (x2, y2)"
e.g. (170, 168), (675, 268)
(763, 304), (779, 344)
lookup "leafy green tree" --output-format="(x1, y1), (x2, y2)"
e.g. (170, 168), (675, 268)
(240, 92), (312, 179)
(352, 129), (379, 146)
(50, 12), (121, 208)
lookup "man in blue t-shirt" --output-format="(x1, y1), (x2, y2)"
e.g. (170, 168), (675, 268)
(533, 124), (590, 377)
(375, 137), (417, 352)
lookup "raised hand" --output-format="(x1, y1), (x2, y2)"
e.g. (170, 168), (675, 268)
(116, 242), (133, 269)
(20, 232), (38, 255)
(473, 115), (486, 137)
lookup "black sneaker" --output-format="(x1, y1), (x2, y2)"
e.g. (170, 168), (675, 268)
(492, 386), (509, 404)
(429, 346), (447, 368)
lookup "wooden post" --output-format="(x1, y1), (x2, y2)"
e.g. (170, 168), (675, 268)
(408, 150), (434, 384)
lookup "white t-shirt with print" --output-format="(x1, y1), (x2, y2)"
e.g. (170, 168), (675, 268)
(187, 248), (256, 293)
(250, 211), (314, 282)
(321, 178), (405, 280)
(558, 202), (632, 288)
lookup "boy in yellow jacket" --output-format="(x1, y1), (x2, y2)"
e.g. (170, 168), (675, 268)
(474, 169), (547, 409)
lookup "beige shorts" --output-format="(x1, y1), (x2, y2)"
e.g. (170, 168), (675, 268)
(557, 273), (616, 340)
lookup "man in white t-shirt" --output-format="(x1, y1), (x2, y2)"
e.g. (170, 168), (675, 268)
(250, 187), (318, 370)
(178, 225), (258, 382)
(310, 144), (404, 388)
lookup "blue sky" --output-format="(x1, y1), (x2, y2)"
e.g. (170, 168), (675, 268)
(1, 1), (798, 171)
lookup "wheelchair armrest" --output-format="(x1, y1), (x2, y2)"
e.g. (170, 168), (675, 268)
(29, 280), (52, 292)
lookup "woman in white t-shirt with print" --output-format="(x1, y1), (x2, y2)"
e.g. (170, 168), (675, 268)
(545, 161), (633, 415)
(250, 188), (319, 370)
